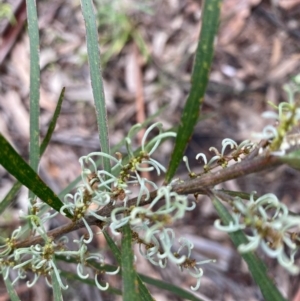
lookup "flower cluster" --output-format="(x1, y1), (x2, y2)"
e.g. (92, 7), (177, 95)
(0, 123), (208, 292)
(184, 138), (254, 176)
(132, 225), (213, 290)
(70, 123), (208, 290)
(215, 193), (300, 274)
(109, 185), (212, 290)
(0, 203), (72, 290)
(255, 75), (300, 154)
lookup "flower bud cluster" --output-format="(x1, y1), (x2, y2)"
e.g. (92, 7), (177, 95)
(0, 123), (207, 292)
(184, 138), (254, 175)
(255, 75), (300, 154)
(215, 193), (300, 274)
(71, 123), (208, 290)
(0, 203), (73, 290)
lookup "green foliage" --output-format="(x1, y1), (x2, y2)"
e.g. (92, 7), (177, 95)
(40, 88), (65, 156)
(26, 0), (40, 177)
(0, 0), (300, 300)
(80, 0), (111, 173)
(0, 134), (71, 218)
(279, 149), (300, 170)
(165, 0), (222, 183)
(121, 224), (139, 301)
(3, 275), (20, 301)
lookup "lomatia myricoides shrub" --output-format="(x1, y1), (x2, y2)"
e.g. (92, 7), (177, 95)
(1, 76), (300, 295)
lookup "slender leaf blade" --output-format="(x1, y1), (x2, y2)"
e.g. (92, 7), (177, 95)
(212, 195), (287, 301)
(80, 0), (110, 173)
(279, 149), (300, 171)
(3, 274), (21, 301)
(165, 0), (221, 183)
(0, 181), (22, 215)
(40, 87), (65, 156)
(0, 134), (72, 218)
(0, 89), (65, 213)
(103, 230), (154, 301)
(121, 224), (138, 301)
(51, 265), (63, 301)
(103, 230), (122, 263)
(138, 274), (205, 301)
(26, 0), (40, 187)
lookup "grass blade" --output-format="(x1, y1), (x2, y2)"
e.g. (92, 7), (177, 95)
(165, 0), (221, 183)
(80, 0), (110, 173)
(211, 194), (287, 301)
(26, 0), (40, 187)
(121, 224), (138, 301)
(40, 87), (65, 156)
(0, 134), (72, 218)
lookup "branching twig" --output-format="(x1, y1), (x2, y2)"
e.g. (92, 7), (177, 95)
(14, 152), (281, 249)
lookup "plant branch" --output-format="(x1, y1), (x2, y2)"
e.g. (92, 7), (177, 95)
(14, 152), (281, 249)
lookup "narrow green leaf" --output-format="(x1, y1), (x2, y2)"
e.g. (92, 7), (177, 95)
(103, 230), (154, 301)
(279, 149), (300, 171)
(103, 230), (122, 263)
(0, 181), (22, 215)
(212, 195), (287, 301)
(26, 0), (40, 191)
(138, 274), (205, 301)
(215, 189), (260, 201)
(0, 89), (65, 213)
(165, 0), (221, 183)
(121, 224), (138, 301)
(0, 134), (72, 218)
(3, 275), (21, 301)
(51, 261), (63, 301)
(80, 0), (110, 173)
(40, 87), (65, 156)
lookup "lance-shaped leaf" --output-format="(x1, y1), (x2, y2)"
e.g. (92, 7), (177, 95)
(26, 0), (40, 200)
(80, 0), (110, 174)
(3, 275), (21, 301)
(40, 87), (65, 156)
(0, 88), (66, 214)
(165, 0), (221, 183)
(121, 224), (139, 301)
(278, 149), (300, 171)
(103, 230), (154, 301)
(0, 133), (72, 219)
